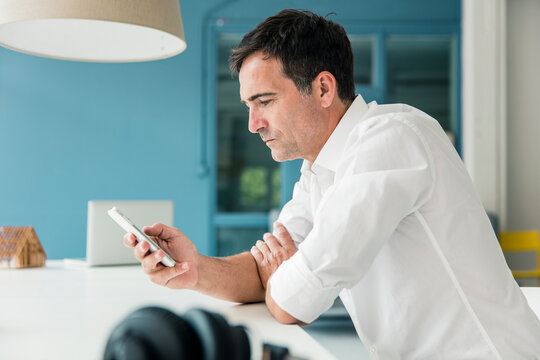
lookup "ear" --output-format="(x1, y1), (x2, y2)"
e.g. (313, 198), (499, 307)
(312, 71), (337, 108)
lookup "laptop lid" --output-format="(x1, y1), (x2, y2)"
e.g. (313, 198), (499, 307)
(86, 200), (174, 266)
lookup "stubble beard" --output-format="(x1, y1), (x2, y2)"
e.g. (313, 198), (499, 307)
(269, 138), (301, 162)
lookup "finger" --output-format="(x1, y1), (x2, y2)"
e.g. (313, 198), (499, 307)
(263, 232), (281, 257)
(123, 233), (137, 248)
(250, 245), (264, 263)
(149, 262), (191, 287)
(256, 240), (272, 260)
(141, 249), (165, 273)
(274, 222), (295, 248)
(134, 240), (150, 261)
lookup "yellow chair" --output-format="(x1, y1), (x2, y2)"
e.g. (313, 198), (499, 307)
(499, 230), (540, 286)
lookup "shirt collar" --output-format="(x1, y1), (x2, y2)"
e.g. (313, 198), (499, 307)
(306, 94), (369, 174)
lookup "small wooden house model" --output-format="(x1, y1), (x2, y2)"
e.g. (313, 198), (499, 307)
(0, 226), (46, 268)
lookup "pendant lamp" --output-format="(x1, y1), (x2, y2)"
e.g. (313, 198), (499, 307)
(0, 0), (186, 62)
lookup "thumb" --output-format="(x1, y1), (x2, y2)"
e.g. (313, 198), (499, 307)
(143, 223), (179, 240)
(172, 261), (191, 274)
(143, 223), (166, 236)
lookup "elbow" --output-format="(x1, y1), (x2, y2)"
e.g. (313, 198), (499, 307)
(272, 308), (300, 324)
(265, 287), (301, 324)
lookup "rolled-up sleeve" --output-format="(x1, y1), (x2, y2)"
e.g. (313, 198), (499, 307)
(269, 115), (435, 323)
(270, 251), (342, 323)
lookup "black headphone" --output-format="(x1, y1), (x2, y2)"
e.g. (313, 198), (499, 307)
(103, 306), (251, 360)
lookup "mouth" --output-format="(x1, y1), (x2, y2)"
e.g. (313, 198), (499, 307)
(260, 133), (275, 144)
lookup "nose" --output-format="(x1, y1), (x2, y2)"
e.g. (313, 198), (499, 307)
(248, 107), (267, 134)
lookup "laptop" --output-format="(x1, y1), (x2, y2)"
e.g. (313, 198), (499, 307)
(65, 200), (174, 267)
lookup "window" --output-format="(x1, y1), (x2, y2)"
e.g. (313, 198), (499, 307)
(215, 33), (282, 256)
(387, 35), (455, 135)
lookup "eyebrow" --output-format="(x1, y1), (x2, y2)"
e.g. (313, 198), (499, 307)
(242, 92), (277, 104)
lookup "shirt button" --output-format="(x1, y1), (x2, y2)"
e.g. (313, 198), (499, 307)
(369, 346), (377, 354)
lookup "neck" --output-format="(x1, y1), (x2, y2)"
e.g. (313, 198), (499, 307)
(305, 98), (352, 163)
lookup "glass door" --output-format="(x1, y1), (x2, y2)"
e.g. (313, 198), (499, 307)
(386, 35), (457, 144)
(213, 32), (378, 256)
(215, 33), (280, 256)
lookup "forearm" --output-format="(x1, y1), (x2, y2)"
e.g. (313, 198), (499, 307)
(193, 251), (265, 303)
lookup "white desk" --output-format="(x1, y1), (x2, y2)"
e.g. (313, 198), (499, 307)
(2, 262), (540, 360)
(0, 261), (336, 360)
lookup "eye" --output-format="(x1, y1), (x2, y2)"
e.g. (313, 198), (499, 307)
(260, 99), (272, 106)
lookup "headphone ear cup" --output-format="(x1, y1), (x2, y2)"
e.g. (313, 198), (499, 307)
(104, 306), (203, 360)
(183, 308), (250, 360)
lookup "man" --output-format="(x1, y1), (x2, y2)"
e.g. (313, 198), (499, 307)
(125, 9), (540, 358)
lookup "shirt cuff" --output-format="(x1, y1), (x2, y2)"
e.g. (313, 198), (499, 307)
(269, 251), (341, 323)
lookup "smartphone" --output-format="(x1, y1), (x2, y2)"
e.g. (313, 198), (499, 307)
(108, 206), (176, 267)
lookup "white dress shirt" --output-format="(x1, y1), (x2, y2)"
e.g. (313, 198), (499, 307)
(270, 95), (540, 359)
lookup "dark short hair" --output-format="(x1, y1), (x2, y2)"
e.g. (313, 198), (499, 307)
(229, 9), (355, 104)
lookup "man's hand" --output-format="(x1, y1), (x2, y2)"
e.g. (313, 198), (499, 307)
(250, 222), (297, 289)
(123, 223), (199, 289)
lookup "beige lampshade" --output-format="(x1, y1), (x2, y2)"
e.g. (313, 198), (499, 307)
(0, 0), (186, 62)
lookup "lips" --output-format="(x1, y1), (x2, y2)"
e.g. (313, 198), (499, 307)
(260, 133), (275, 144)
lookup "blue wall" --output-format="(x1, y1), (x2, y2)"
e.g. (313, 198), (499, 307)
(0, 0), (460, 259)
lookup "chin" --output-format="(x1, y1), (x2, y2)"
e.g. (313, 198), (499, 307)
(270, 151), (287, 162)
(270, 154), (285, 162)
(270, 151), (297, 163)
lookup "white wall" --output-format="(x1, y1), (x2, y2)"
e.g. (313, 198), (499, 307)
(506, 0), (540, 230)
(462, 0), (507, 227)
